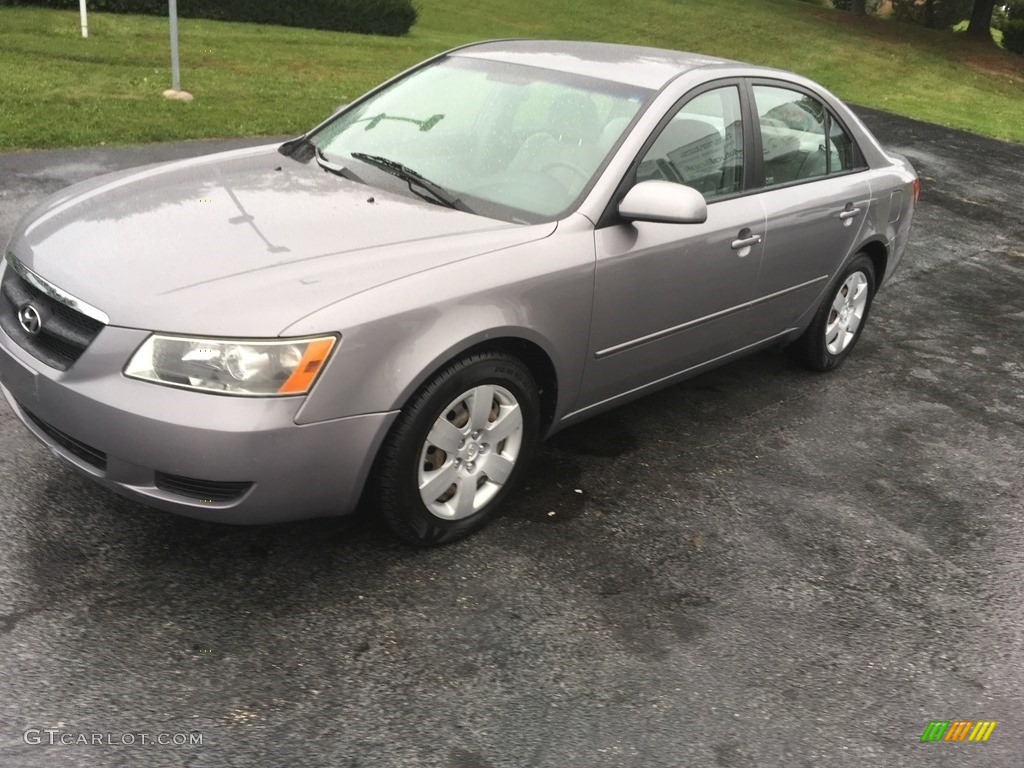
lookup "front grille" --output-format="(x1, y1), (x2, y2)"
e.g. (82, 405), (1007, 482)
(154, 472), (253, 503)
(21, 406), (108, 470)
(0, 265), (105, 370)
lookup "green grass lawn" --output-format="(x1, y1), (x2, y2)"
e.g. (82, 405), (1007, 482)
(0, 0), (1021, 151)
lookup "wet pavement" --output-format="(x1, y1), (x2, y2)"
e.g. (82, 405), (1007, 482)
(0, 109), (1022, 767)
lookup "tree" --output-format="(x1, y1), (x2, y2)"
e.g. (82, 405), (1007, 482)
(923, 0), (937, 28)
(966, 0), (998, 39)
(851, 0), (867, 15)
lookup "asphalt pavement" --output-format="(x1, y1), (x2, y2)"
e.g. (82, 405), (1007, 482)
(0, 109), (1022, 767)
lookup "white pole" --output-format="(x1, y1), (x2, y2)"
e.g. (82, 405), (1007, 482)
(79, 0), (88, 38)
(169, 0), (181, 91)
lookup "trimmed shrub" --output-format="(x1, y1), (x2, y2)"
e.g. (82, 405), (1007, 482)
(890, 0), (973, 30)
(0, 0), (418, 36)
(830, 0), (883, 13)
(1003, 20), (1024, 54)
(1007, 0), (1024, 22)
(992, 5), (1009, 31)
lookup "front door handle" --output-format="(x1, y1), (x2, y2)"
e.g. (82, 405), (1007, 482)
(731, 233), (763, 250)
(838, 207), (862, 220)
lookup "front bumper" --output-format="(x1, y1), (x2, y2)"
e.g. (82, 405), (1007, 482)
(0, 322), (397, 524)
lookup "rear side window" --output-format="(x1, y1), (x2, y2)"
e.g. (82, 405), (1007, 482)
(828, 116), (858, 172)
(753, 84), (863, 186)
(637, 86), (743, 201)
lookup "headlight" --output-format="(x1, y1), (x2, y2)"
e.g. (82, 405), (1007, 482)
(124, 335), (337, 396)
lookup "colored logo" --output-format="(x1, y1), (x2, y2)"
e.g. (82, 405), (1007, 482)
(920, 720), (997, 742)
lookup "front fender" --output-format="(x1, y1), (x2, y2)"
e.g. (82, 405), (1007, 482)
(286, 214), (597, 425)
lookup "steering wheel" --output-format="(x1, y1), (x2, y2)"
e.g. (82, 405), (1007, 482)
(541, 161), (589, 187)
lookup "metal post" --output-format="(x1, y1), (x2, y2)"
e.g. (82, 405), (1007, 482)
(79, 0), (88, 38)
(169, 0), (181, 91)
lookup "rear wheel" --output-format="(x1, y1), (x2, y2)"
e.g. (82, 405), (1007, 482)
(788, 253), (876, 372)
(374, 353), (540, 546)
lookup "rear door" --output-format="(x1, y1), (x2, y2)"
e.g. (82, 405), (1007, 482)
(747, 82), (873, 333)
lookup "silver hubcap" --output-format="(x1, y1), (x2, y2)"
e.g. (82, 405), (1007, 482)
(417, 384), (524, 520)
(825, 271), (869, 355)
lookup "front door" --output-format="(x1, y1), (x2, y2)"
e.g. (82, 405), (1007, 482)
(578, 85), (766, 411)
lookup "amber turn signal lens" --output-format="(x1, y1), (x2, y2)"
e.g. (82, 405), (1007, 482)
(277, 338), (336, 394)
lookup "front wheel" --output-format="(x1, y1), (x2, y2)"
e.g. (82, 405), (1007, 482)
(788, 254), (876, 372)
(373, 353), (540, 546)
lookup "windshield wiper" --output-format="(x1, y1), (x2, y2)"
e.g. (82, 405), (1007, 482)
(314, 146), (355, 180)
(312, 146), (370, 185)
(277, 136), (357, 180)
(350, 152), (470, 212)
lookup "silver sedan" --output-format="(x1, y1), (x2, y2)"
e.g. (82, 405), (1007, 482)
(0, 40), (917, 545)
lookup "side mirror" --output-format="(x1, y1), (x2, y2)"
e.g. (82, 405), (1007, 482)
(618, 180), (708, 224)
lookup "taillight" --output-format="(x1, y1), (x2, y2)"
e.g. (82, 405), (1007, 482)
(912, 177), (921, 207)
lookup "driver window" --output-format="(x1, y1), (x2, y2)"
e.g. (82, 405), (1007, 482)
(637, 86), (744, 200)
(505, 84), (623, 198)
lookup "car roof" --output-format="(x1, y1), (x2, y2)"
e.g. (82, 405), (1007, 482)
(452, 39), (743, 90)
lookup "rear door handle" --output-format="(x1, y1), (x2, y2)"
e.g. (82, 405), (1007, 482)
(838, 207), (862, 220)
(731, 234), (762, 250)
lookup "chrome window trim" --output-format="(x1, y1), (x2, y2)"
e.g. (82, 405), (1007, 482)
(3, 252), (109, 325)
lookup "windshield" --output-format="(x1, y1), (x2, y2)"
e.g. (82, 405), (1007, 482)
(311, 56), (652, 222)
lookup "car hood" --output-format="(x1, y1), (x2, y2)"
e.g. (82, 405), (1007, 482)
(8, 144), (555, 336)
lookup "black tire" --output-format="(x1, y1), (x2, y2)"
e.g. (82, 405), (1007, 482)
(788, 253), (877, 372)
(373, 353), (541, 546)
